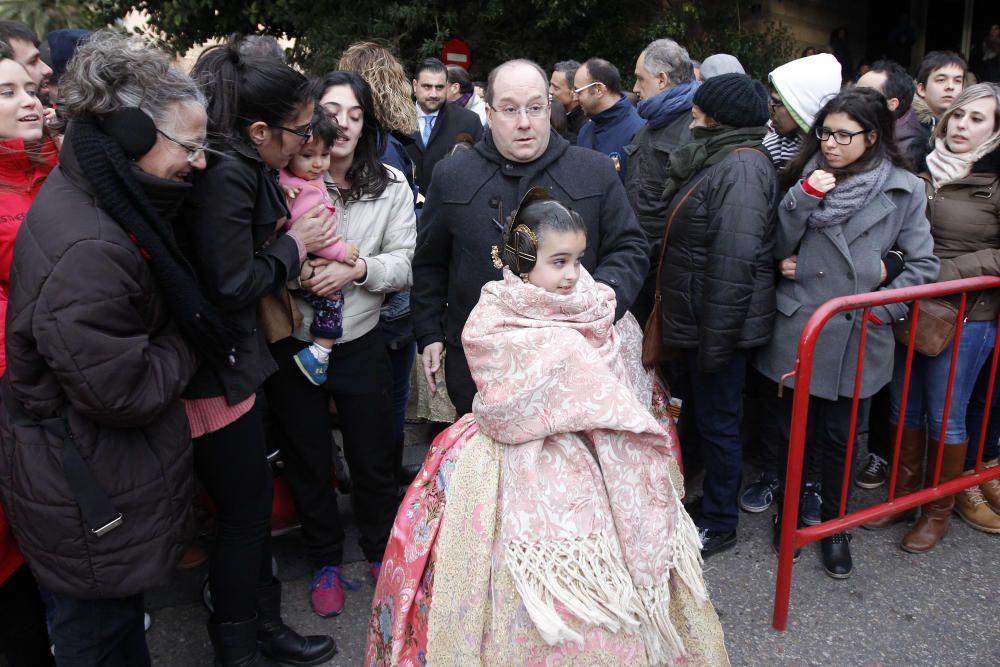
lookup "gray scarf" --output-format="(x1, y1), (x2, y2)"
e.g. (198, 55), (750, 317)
(803, 153), (892, 229)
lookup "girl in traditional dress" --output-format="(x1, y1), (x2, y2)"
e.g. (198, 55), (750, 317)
(365, 188), (728, 666)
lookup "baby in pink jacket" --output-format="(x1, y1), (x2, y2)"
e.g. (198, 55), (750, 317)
(279, 111), (359, 385)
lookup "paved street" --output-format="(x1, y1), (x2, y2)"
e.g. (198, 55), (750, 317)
(139, 425), (999, 666)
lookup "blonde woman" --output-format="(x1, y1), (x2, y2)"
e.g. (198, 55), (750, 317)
(873, 83), (1000, 548)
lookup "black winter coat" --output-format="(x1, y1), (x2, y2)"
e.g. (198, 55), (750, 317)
(659, 145), (779, 372)
(412, 131), (650, 354)
(406, 102), (484, 195)
(0, 140), (198, 598)
(625, 113), (692, 263)
(178, 138), (301, 404)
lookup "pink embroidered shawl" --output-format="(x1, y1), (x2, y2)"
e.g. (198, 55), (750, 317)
(461, 267), (706, 662)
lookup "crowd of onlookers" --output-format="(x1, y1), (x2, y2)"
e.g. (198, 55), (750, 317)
(0, 15), (997, 666)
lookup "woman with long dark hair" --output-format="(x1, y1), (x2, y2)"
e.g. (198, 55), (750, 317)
(755, 87), (938, 578)
(337, 42), (422, 488)
(263, 70), (415, 619)
(184, 37), (337, 666)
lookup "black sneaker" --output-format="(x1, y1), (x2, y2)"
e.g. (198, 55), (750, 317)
(821, 532), (853, 579)
(770, 514), (801, 562)
(855, 453), (889, 489)
(697, 527), (737, 559)
(739, 472), (781, 513)
(800, 482), (822, 526)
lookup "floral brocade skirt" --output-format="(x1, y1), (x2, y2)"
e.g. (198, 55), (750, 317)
(364, 408), (728, 666)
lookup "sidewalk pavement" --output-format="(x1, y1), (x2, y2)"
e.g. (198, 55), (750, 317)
(139, 426), (999, 666)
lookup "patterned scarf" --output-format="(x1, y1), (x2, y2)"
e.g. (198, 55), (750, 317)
(803, 152), (892, 228)
(762, 128), (803, 168)
(461, 267), (706, 663)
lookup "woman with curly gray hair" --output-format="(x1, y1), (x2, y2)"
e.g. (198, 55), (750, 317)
(0, 31), (228, 666)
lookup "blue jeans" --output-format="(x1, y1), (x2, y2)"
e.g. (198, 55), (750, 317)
(672, 349), (747, 532)
(45, 590), (149, 667)
(890, 320), (997, 445)
(966, 355), (1000, 469)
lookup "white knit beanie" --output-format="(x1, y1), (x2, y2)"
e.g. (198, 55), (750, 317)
(768, 53), (842, 133)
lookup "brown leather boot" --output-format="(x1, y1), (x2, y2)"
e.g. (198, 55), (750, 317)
(979, 458), (1000, 513)
(901, 441), (968, 553)
(954, 473), (1000, 533)
(862, 426), (925, 530)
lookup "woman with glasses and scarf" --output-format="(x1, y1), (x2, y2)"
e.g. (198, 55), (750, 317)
(181, 37), (338, 666)
(0, 32), (231, 665)
(755, 87), (938, 579)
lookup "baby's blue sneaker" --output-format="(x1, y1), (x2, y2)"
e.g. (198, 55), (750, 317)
(294, 348), (329, 386)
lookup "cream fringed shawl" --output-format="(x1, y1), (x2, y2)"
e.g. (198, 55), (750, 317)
(427, 268), (715, 665)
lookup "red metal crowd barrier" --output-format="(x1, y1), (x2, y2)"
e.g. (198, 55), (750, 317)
(772, 276), (1000, 631)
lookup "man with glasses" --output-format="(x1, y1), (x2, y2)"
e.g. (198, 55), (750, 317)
(406, 57), (484, 196)
(573, 58), (645, 183)
(411, 58), (648, 415)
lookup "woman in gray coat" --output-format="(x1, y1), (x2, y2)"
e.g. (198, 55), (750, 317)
(754, 88), (939, 579)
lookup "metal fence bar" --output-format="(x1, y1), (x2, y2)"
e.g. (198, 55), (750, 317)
(771, 275), (1000, 632)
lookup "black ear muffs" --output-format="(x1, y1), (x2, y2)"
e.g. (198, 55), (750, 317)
(97, 108), (157, 159)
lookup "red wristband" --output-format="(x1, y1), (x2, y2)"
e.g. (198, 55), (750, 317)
(801, 178), (827, 198)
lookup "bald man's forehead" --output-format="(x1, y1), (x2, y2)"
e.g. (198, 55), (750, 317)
(856, 70), (888, 93)
(495, 62), (548, 95)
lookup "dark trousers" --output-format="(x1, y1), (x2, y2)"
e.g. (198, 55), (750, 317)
(44, 590), (148, 667)
(672, 349), (747, 532)
(194, 403), (273, 623)
(388, 341), (417, 444)
(444, 343), (475, 417)
(751, 368), (822, 485)
(266, 330), (397, 565)
(0, 564), (54, 666)
(865, 384), (893, 460)
(763, 378), (869, 522)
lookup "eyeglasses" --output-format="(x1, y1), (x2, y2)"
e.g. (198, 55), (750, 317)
(271, 123), (314, 142)
(573, 81), (602, 95)
(156, 129), (209, 163)
(489, 103), (550, 120)
(815, 127), (867, 145)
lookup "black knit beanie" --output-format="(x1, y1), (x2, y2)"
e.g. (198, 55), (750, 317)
(693, 73), (769, 127)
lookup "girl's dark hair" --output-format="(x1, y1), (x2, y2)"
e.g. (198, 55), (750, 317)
(502, 198), (586, 274)
(191, 34), (310, 143)
(314, 70), (394, 201)
(309, 107), (340, 149)
(781, 87), (905, 190)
